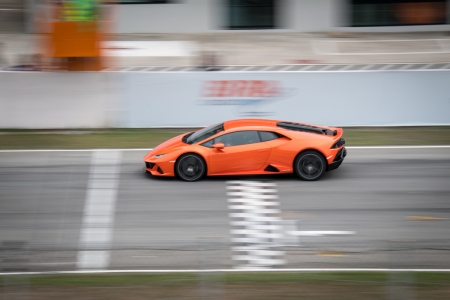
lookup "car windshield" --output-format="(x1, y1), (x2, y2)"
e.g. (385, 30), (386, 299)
(185, 123), (224, 144)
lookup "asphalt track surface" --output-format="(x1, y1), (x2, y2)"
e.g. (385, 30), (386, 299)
(0, 147), (449, 271)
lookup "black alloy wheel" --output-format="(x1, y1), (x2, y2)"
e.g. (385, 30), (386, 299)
(294, 151), (326, 181)
(176, 154), (206, 182)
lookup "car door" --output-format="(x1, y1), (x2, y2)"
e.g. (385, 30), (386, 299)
(207, 131), (271, 174)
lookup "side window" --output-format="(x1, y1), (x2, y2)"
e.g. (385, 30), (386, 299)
(259, 131), (281, 142)
(201, 139), (214, 148)
(215, 131), (260, 147)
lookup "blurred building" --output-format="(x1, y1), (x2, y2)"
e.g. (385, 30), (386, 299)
(1, 0), (450, 34)
(0, 0), (27, 33)
(96, 0), (450, 33)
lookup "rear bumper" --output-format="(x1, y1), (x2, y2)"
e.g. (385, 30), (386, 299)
(327, 147), (346, 171)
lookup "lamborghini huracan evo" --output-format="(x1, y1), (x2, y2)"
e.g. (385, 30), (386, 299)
(143, 119), (346, 181)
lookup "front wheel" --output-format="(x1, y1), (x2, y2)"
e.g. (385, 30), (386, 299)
(294, 151), (326, 181)
(176, 154), (206, 182)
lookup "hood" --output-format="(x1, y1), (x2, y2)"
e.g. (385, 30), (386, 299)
(144, 132), (189, 160)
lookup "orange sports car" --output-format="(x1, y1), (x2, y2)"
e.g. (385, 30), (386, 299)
(143, 119), (346, 181)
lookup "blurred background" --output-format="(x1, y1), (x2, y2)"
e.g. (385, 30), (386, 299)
(1, 1), (450, 299)
(0, 0), (450, 69)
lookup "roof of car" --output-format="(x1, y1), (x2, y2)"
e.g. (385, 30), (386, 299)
(223, 118), (338, 137)
(224, 119), (279, 130)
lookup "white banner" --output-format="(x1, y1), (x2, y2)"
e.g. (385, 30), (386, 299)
(1, 71), (449, 128)
(123, 71), (450, 127)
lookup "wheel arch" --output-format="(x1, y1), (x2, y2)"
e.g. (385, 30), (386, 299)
(175, 152), (208, 178)
(292, 148), (327, 170)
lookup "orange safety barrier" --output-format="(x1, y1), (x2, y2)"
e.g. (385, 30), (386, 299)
(43, 21), (104, 71)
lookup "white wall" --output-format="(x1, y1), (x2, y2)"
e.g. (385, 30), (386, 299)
(115, 0), (212, 33)
(0, 72), (121, 128)
(122, 71), (450, 128)
(1, 70), (450, 129)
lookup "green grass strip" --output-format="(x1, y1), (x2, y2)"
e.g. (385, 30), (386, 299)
(0, 127), (449, 150)
(1, 272), (447, 287)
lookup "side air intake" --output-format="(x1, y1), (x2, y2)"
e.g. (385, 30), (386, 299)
(264, 165), (280, 172)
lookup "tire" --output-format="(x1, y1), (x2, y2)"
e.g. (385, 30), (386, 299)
(176, 154), (206, 182)
(294, 151), (326, 181)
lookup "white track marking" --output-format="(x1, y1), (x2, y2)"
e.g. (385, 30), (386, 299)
(323, 51), (450, 55)
(28, 262), (76, 266)
(288, 231), (356, 237)
(132, 256), (158, 258)
(228, 181), (285, 269)
(227, 181), (357, 256)
(77, 150), (121, 269)
(2, 268), (450, 276)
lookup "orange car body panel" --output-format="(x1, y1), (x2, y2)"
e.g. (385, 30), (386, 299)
(143, 119), (345, 177)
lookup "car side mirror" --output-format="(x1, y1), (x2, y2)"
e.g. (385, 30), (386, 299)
(212, 143), (224, 150)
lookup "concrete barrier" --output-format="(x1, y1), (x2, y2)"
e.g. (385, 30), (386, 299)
(0, 72), (123, 128)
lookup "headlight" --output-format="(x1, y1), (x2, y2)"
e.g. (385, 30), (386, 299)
(154, 154), (167, 159)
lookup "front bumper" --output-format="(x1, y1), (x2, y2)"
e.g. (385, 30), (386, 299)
(327, 147), (346, 171)
(144, 160), (175, 177)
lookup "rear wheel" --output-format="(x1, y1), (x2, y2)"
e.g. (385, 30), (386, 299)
(294, 151), (326, 181)
(176, 154), (206, 182)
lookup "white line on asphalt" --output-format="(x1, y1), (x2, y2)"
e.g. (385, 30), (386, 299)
(132, 256), (159, 258)
(2, 268), (450, 276)
(319, 38), (450, 43)
(288, 231), (356, 237)
(322, 51), (450, 55)
(1, 145), (450, 153)
(28, 262), (77, 265)
(77, 150), (121, 270)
